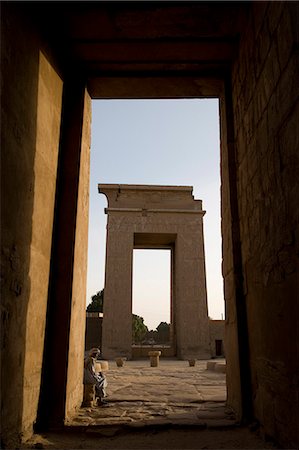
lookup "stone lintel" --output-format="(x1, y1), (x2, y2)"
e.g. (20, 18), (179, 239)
(104, 207), (205, 215)
(99, 183), (193, 193)
(98, 183), (203, 212)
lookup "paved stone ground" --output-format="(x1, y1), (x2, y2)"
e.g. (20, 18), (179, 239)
(67, 359), (232, 428)
(22, 359), (278, 449)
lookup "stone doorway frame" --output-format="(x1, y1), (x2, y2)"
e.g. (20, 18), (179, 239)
(39, 77), (249, 429)
(5, 5), (298, 447)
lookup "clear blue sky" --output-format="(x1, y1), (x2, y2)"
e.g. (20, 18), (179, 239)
(86, 99), (224, 330)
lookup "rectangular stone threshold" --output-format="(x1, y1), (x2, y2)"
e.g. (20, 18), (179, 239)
(67, 401), (236, 431)
(66, 402), (238, 434)
(67, 409), (237, 439)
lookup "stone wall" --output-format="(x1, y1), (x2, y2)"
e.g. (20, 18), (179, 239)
(1, 5), (91, 443)
(86, 316), (224, 359)
(1, 6), (63, 444)
(231, 3), (299, 447)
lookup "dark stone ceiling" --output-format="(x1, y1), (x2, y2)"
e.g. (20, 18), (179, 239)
(12, 2), (250, 97)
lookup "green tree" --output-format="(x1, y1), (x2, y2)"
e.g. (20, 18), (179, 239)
(132, 314), (148, 343)
(86, 289), (104, 312)
(156, 322), (170, 343)
(156, 322), (169, 332)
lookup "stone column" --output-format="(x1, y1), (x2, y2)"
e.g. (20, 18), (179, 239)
(148, 351), (161, 367)
(101, 214), (134, 360)
(175, 216), (211, 359)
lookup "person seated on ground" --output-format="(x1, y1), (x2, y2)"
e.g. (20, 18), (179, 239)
(84, 348), (108, 406)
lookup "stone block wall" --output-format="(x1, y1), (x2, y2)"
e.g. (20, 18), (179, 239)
(1, 6), (63, 445)
(231, 3), (299, 447)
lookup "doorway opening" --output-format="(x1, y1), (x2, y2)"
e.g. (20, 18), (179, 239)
(132, 248), (173, 357)
(80, 98), (228, 428)
(86, 99), (225, 342)
(216, 339), (224, 357)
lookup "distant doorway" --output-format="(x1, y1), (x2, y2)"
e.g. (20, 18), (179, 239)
(215, 339), (223, 357)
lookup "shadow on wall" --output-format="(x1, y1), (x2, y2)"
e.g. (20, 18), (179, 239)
(1, 5), (64, 447)
(2, 6), (37, 446)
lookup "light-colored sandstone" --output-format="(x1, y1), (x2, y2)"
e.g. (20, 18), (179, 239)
(2, 4), (298, 449)
(82, 384), (95, 407)
(148, 350), (161, 367)
(99, 184), (211, 361)
(94, 361), (109, 372)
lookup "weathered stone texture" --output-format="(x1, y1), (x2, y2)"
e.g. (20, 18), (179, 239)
(219, 93), (243, 420)
(65, 90), (91, 419)
(102, 227), (134, 358)
(231, 3), (299, 447)
(1, 3), (298, 448)
(82, 384), (95, 407)
(100, 185), (210, 361)
(23, 52), (63, 439)
(1, 7), (63, 444)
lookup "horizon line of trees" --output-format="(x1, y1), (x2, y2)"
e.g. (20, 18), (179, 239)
(86, 289), (170, 343)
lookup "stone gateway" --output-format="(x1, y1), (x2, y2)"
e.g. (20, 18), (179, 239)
(99, 184), (211, 360)
(2, 3), (298, 448)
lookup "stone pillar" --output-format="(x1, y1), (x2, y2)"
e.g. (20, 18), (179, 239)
(101, 216), (134, 360)
(175, 219), (211, 360)
(148, 351), (161, 367)
(36, 79), (90, 429)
